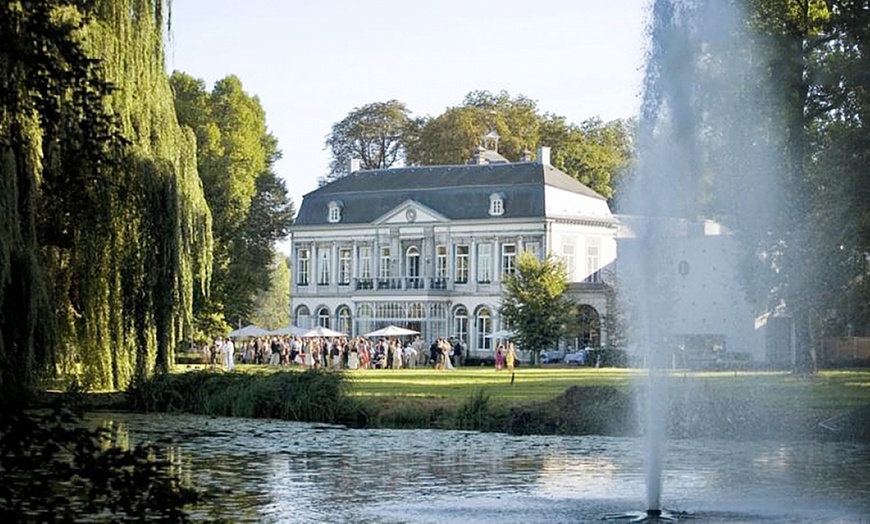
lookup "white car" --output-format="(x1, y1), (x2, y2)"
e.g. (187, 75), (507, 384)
(564, 349), (589, 365)
(540, 350), (564, 364)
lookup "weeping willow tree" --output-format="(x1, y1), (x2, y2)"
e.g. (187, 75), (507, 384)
(0, 0), (212, 393)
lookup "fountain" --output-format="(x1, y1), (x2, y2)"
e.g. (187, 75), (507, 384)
(610, 0), (791, 520)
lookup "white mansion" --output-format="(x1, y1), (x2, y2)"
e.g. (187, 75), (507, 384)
(288, 147), (618, 360)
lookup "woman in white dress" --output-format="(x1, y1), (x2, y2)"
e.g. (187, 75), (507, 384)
(347, 340), (360, 370)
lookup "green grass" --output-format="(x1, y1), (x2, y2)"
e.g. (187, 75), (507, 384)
(174, 365), (870, 412)
(343, 367), (639, 402)
(98, 365), (870, 438)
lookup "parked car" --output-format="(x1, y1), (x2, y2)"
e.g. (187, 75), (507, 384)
(540, 349), (565, 364)
(564, 348), (589, 365)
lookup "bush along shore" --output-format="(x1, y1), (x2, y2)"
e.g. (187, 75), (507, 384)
(120, 369), (870, 441)
(123, 369), (639, 435)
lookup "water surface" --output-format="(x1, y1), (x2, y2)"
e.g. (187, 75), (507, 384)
(90, 412), (870, 522)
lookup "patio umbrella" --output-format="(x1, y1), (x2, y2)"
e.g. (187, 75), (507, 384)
(301, 326), (346, 338)
(227, 324), (270, 338)
(484, 329), (515, 339)
(363, 325), (420, 338)
(269, 325), (308, 337)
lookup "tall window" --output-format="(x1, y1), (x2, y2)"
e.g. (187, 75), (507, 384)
(501, 243), (517, 276)
(524, 241), (541, 260)
(359, 246), (372, 280)
(453, 306), (468, 344)
(562, 243), (575, 281)
(297, 248), (310, 286)
(379, 247), (391, 279)
(317, 248), (330, 285)
(406, 246), (421, 288)
(476, 307), (492, 351)
(586, 244), (601, 283)
(435, 245), (448, 279)
(477, 243), (492, 283)
(338, 247), (351, 285)
(455, 245), (469, 283)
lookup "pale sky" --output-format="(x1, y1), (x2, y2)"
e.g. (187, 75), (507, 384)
(166, 0), (650, 213)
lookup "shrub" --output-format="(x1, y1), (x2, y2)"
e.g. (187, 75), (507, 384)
(128, 369), (366, 426)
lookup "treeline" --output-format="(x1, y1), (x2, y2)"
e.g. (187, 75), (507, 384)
(0, 0), (292, 394)
(322, 92), (635, 204)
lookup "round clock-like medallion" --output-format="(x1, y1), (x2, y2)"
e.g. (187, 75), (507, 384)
(406, 208), (417, 222)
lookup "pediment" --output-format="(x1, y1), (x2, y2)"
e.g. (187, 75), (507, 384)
(373, 200), (447, 225)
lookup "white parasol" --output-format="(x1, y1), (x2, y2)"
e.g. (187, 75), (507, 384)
(363, 325), (421, 338)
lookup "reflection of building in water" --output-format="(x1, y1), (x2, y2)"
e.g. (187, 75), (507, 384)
(289, 146), (617, 360)
(535, 455), (626, 499)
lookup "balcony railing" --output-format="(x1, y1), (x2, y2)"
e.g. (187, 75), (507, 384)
(430, 277), (448, 290)
(347, 276), (452, 291)
(377, 277), (403, 290)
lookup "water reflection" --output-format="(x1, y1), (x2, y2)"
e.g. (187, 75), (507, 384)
(88, 412), (870, 522)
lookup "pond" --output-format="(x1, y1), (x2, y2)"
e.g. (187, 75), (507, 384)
(89, 412), (870, 522)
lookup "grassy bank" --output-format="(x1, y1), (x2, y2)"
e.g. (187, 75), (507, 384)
(127, 366), (870, 440)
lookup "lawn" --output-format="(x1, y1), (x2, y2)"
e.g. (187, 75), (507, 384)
(175, 362), (870, 413)
(343, 367), (639, 402)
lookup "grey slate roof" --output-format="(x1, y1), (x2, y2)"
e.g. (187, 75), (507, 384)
(294, 161), (606, 226)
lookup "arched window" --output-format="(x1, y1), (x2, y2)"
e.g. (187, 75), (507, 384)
(328, 200), (343, 223)
(489, 193), (505, 216)
(475, 306), (492, 351)
(357, 304), (374, 336)
(576, 304), (602, 347)
(453, 306), (468, 345)
(337, 305), (352, 336)
(316, 306), (330, 328)
(409, 302), (424, 319)
(294, 305), (310, 329)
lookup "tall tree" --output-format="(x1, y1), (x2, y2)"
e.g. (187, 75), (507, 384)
(1, 0), (213, 391)
(405, 91), (633, 203)
(407, 90), (541, 165)
(742, 0), (833, 372)
(322, 99), (412, 184)
(250, 255), (291, 331)
(542, 115), (634, 203)
(170, 72), (294, 334)
(799, 0), (870, 339)
(499, 252), (574, 365)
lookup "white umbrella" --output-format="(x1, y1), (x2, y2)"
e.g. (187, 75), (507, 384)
(269, 325), (308, 337)
(485, 329), (515, 339)
(301, 326), (346, 338)
(363, 325), (420, 338)
(227, 324), (270, 338)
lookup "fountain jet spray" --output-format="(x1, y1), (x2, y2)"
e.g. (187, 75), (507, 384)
(614, 0), (785, 518)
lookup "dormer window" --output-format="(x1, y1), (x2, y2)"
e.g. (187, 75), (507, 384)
(328, 201), (343, 223)
(489, 193), (505, 216)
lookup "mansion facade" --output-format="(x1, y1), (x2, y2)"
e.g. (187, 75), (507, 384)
(288, 147), (617, 360)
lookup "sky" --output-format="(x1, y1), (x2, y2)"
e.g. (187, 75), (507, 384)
(166, 0), (650, 215)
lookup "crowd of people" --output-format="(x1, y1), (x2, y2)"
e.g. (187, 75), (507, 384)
(204, 335), (468, 371)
